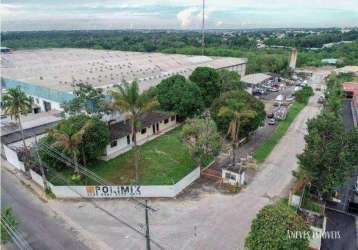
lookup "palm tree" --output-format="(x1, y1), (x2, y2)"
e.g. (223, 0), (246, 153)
(2, 87), (31, 149)
(110, 81), (158, 182)
(218, 107), (256, 168)
(48, 121), (93, 175)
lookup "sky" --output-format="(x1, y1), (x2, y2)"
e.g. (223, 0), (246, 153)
(1, 0), (358, 31)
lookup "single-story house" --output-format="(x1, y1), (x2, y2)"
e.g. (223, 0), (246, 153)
(103, 111), (177, 160)
(241, 73), (273, 94)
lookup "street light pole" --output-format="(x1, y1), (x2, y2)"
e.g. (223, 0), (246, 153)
(201, 0), (205, 55)
(145, 200), (151, 250)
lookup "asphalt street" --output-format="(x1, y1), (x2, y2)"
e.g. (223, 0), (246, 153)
(321, 209), (357, 250)
(1, 167), (89, 250)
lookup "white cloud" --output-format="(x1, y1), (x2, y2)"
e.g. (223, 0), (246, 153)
(176, 7), (199, 27)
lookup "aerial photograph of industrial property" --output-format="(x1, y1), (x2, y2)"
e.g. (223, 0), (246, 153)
(1, 1), (358, 249)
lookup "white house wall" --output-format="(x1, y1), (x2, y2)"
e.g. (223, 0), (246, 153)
(29, 94), (63, 112)
(104, 117), (177, 160)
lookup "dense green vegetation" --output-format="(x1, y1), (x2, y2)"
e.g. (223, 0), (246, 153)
(40, 115), (109, 171)
(210, 90), (266, 137)
(182, 117), (221, 167)
(3, 30), (357, 75)
(265, 29), (358, 48)
(245, 201), (310, 250)
(154, 74), (205, 118)
(297, 73), (358, 197)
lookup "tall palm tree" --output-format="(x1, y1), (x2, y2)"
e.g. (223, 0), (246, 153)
(218, 107), (256, 168)
(110, 81), (158, 182)
(48, 121), (93, 175)
(2, 87), (31, 149)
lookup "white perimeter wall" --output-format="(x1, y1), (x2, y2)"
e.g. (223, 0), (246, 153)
(30, 167), (200, 198)
(3, 145), (25, 172)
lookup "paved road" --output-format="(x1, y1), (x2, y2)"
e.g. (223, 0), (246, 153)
(49, 75), (324, 250)
(1, 167), (89, 250)
(321, 209), (357, 250)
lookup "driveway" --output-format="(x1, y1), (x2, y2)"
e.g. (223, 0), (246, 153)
(48, 81), (323, 250)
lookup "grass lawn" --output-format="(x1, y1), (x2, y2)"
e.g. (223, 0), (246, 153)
(49, 127), (196, 185)
(253, 101), (306, 163)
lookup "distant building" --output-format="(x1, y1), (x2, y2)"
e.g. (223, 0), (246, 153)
(241, 73), (273, 94)
(335, 66), (358, 76)
(1, 48), (247, 115)
(321, 58), (340, 65)
(0, 47), (11, 53)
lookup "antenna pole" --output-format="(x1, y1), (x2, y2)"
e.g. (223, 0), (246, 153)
(201, 0), (205, 55)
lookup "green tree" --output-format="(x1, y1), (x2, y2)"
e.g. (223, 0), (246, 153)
(63, 83), (108, 116)
(48, 120), (94, 175)
(298, 112), (358, 197)
(218, 107), (256, 169)
(245, 202), (310, 250)
(295, 86), (314, 104)
(110, 81), (158, 181)
(40, 115), (109, 170)
(2, 87), (31, 149)
(189, 67), (221, 107)
(155, 75), (205, 118)
(218, 69), (244, 93)
(182, 116), (221, 167)
(1, 207), (19, 244)
(210, 90), (266, 137)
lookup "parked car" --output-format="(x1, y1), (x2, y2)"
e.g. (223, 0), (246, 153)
(318, 96), (325, 104)
(286, 95), (295, 102)
(270, 88), (279, 92)
(315, 87), (321, 91)
(267, 112), (274, 118)
(268, 118), (276, 125)
(354, 178), (358, 195)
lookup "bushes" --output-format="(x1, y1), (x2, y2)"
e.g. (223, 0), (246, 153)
(295, 86), (314, 104)
(245, 202), (310, 250)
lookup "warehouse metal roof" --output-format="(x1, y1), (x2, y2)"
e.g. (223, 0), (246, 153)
(241, 73), (272, 85)
(1, 48), (247, 93)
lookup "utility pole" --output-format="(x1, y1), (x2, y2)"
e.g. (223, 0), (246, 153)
(34, 135), (49, 192)
(145, 200), (151, 250)
(201, 0), (205, 55)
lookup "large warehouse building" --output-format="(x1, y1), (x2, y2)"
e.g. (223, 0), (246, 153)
(1, 48), (247, 113)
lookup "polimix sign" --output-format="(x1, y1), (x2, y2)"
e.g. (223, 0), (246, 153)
(86, 186), (141, 198)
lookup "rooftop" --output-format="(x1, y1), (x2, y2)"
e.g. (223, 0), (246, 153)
(1, 48), (247, 93)
(335, 66), (358, 75)
(241, 73), (272, 85)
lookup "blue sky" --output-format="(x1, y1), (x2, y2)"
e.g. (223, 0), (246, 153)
(1, 0), (358, 31)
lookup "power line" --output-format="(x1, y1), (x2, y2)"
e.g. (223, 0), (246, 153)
(1, 216), (33, 250)
(44, 169), (165, 250)
(33, 138), (163, 249)
(37, 140), (157, 211)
